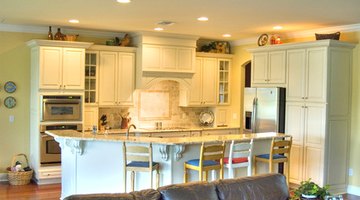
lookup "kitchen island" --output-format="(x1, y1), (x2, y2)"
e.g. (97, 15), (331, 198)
(46, 128), (288, 199)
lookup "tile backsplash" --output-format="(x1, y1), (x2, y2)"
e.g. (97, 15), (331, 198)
(99, 80), (213, 129)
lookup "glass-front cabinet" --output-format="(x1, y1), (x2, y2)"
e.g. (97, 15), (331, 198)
(85, 51), (99, 104)
(218, 59), (231, 105)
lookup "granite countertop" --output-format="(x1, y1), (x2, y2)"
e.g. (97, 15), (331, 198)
(91, 126), (241, 134)
(45, 129), (288, 145)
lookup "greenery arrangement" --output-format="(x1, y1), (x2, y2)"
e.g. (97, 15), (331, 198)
(292, 179), (330, 200)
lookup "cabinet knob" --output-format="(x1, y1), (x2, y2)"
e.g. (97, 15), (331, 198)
(63, 85), (66, 89)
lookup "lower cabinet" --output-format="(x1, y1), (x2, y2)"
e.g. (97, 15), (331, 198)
(84, 106), (99, 131)
(286, 101), (326, 186)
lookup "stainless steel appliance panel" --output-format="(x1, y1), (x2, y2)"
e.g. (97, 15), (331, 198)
(41, 95), (82, 122)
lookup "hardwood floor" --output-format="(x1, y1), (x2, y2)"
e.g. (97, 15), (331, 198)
(0, 181), (359, 200)
(0, 181), (61, 200)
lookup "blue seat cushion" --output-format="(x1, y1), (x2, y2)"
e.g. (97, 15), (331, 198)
(127, 161), (159, 168)
(186, 159), (219, 167)
(256, 154), (287, 160)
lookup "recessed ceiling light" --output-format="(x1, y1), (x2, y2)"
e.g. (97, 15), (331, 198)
(222, 34), (231, 38)
(117, 0), (131, 3)
(273, 26), (283, 30)
(197, 17), (208, 21)
(154, 27), (164, 31)
(68, 19), (79, 24)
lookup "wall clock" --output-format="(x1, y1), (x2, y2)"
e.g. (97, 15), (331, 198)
(4, 96), (16, 109)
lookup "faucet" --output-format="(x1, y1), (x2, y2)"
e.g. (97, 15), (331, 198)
(126, 124), (136, 139)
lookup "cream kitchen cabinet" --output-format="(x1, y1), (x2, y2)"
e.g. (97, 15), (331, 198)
(287, 48), (327, 103)
(142, 44), (195, 73)
(40, 47), (85, 90)
(179, 57), (217, 106)
(286, 102), (326, 185)
(98, 51), (135, 106)
(84, 106), (99, 131)
(250, 50), (286, 87)
(282, 40), (355, 193)
(84, 51), (99, 104)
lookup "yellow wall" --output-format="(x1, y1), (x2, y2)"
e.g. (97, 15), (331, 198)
(232, 32), (360, 189)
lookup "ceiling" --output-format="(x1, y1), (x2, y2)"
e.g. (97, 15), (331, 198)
(1, 0), (360, 41)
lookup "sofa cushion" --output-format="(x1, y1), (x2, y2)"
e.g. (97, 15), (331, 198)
(158, 181), (219, 200)
(215, 173), (289, 200)
(63, 193), (135, 200)
(130, 189), (161, 200)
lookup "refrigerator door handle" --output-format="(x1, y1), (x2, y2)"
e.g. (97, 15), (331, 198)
(252, 97), (258, 133)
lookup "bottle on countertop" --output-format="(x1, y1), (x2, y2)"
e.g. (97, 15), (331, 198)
(54, 28), (62, 40)
(47, 26), (53, 40)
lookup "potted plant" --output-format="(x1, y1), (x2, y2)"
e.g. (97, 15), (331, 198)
(292, 179), (330, 200)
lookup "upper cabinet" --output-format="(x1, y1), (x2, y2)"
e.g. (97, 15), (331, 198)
(251, 50), (286, 87)
(88, 45), (136, 107)
(142, 44), (195, 73)
(85, 51), (99, 104)
(27, 40), (93, 91)
(287, 48), (327, 103)
(179, 52), (233, 107)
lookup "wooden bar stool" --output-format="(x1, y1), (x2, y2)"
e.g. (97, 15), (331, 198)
(253, 136), (292, 184)
(224, 139), (253, 178)
(123, 143), (160, 192)
(184, 142), (225, 182)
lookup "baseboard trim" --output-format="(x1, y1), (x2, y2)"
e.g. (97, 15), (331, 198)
(348, 185), (360, 196)
(0, 173), (8, 182)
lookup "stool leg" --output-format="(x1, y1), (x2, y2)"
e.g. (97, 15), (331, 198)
(124, 170), (127, 192)
(253, 157), (257, 175)
(131, 171), (135, 192)
(269, 160), (273, 173)
(205, 170), (209, 181)
(199, 169), (203, 181)
(286, 161), (290, 185)
(150, 170), (153, 189)
(183, 165), (188, 183)
(156, 168), (160, 188)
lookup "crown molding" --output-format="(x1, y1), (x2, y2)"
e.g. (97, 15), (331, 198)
(233, 23), (360, 46)
(0, 23), (128, 38)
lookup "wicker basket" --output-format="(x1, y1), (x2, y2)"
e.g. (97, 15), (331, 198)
(7, 154), (33, 185)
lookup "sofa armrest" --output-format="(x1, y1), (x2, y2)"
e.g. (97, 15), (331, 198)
(215, 173), (289, 200)
(158, 181), (219, 200)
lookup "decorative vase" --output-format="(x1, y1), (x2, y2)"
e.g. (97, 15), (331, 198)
(54, 28), (62, 40)
(47, 26), (53, 40)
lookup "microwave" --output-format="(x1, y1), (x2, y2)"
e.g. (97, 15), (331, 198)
(41, 95), (82, 122)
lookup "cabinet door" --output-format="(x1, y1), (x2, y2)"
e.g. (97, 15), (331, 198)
(39, 47), (62, 89)
(162, 47), (177, 71)
(142, 45), (161, 71)
(99, 52), (117, 106)
(287, 49), (306, 101)
(268, 51), (286, 84)
(285, 102), (305, 145)
(306, 48), (327, 103)
(117, 53), (135, 105)
(289, 144), (304, 184)
(188, 58), (203, 105)
(304, 146), (324, 186)
(304, 103), (326, 148)
(218, 59), (231, 105)
(201, 58), (217, 105)
(251, 52), (268, 84)
(177, 47), (194, 72)
(84, 106), (99, 131)
(62, 48), (85, 90)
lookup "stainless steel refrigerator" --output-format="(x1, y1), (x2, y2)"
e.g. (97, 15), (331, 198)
(243, 87), (285, 133)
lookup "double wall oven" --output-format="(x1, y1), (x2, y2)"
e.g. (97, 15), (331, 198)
(40, 95), (83, 166)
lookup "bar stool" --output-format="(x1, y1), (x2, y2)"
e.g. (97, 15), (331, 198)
(184, 142), (225, 182)
(224, 139), (253, 178)
(123, 143), (160, 192)
(253, 136), (292, 184)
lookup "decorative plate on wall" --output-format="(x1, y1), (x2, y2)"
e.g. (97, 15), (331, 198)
(4, 96), (16, 109)
(257, 34), (268, 46)
(4, 81), (16, 93)
(199, 111), (214, 126)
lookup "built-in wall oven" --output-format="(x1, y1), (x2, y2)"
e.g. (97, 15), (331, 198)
(40, 124), (82, 165)
(41, 95), (82, 122)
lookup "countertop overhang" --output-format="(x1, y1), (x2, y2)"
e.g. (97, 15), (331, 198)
(45, 128), (288, 145)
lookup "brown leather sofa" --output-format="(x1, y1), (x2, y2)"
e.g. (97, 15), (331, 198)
(64, 173), (289, 200)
